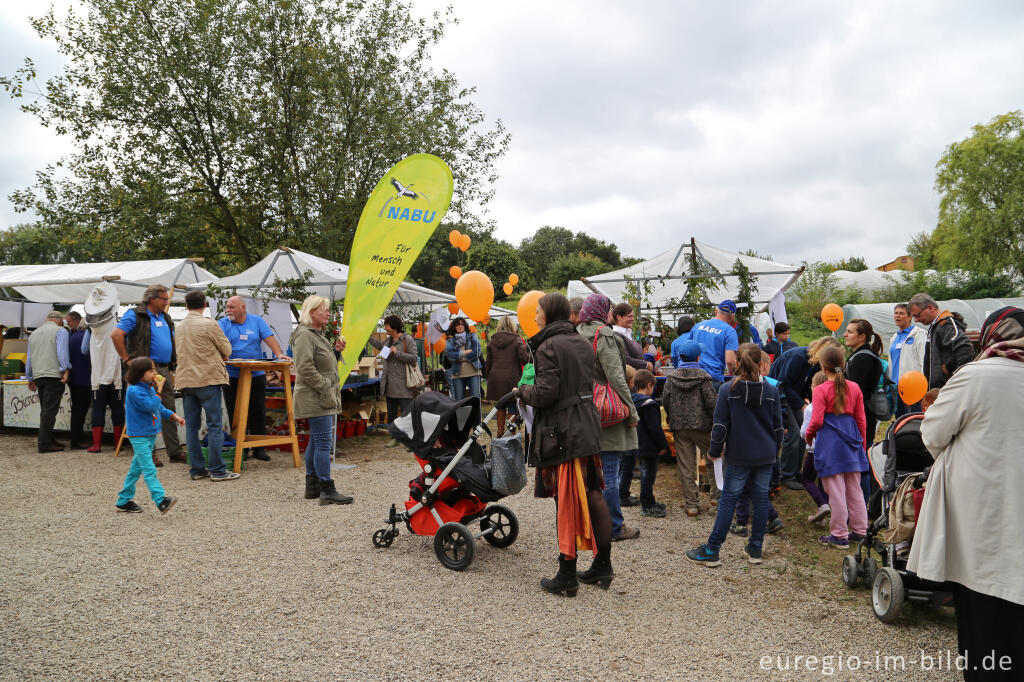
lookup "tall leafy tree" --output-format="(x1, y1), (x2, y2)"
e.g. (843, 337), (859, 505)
(1, 0), (508, 272)
(932, 110), (1024, 279)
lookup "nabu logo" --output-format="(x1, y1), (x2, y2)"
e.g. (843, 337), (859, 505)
(378, 177), (436, 223)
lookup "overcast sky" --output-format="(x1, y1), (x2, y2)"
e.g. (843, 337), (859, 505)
(2, 1), (1023, 268)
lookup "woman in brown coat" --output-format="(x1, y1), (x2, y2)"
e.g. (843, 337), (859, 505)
(515, 293), (613, 597)
(485, 315), (529, 435)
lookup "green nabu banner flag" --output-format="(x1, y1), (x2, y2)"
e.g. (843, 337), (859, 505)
(340, 154), (454, 375)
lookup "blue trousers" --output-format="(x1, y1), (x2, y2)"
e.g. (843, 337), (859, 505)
(304, 415), (335, 481)
(734, 476), (779, 525)
(183, 385), (226, 477)
(707, 462), (773, 551)
(117, 436), (166, 506)
(451, 375), (481, 400)
(600, 451), (626, 536)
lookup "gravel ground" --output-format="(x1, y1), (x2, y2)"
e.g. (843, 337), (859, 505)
(1, 430), (958, 680)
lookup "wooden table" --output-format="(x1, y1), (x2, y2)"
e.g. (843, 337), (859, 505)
(227, 360), (301, 473)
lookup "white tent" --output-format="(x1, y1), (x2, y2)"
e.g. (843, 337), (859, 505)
(842, 297), (1024, 339)
(566, 238), (802, 312)
(211, 247), (512, 318)
(0, 258), (216, 304)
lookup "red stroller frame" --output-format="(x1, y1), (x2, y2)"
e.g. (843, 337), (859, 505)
(372, 392), (521, 571)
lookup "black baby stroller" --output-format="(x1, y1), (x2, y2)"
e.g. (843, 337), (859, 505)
(841, 413), (953, 622)
(371, 391), (526, 571)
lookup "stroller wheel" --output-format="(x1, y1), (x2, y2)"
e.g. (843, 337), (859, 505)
(434, 522), (476, 571)
(842, 554), (860, 589)
(481, 505), (520, 548)
(872, 567), (905, 623)
(373, 528), (395, 549)
(864, 557), (879, 588)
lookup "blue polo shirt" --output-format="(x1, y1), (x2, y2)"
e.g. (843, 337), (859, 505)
(219, 314), (275, 378)
(888, 327), (914, 380)
(690, 317), (738, 383)
(116, 308), (174, 365)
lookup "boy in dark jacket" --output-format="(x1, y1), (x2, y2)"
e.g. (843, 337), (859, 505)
(631, 369), (670, 518)
(662, 340), (719, 516)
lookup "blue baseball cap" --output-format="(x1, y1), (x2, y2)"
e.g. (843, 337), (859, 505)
(678, 339), (704, 361)
(718, 299), (737, 314)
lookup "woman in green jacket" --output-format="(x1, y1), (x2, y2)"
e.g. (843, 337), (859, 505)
(289, 295), (351, 506)
(577, 294), (640, 542)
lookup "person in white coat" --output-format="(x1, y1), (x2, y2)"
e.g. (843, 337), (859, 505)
(908, 306), (1024, 675)
(887, 303), (927, 417)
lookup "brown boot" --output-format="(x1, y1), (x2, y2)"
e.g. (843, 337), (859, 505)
(153, 455), (164, 468)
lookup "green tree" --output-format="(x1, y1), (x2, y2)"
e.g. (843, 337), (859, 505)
(0, 222), (96, 264)
(466, 236), (525, 299)
(822, 256), (868, 272)
(517, 226), (632, 288)
(787, 261), (839, 334)
(932, 110), (1024, 279)
(548, 253), (612, 290)
(1, 0), (508, 273)
(906, 231), (937, 270)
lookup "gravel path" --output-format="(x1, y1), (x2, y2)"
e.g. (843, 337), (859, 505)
(1, 431), (957, 680)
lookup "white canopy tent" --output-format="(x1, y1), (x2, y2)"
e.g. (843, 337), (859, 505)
(0, 258), (218, 332)
(566, 239), (803, 314)
(842, 297), (1024, 339)
(0, 258), (217, 304)
(210, 247), (513, 319)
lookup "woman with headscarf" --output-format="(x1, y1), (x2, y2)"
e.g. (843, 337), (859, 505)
(484, 315), (529, 436)
(515, 293), (613, 596)
(908, 307), (1024, 672)
(576, 294), (641, 542)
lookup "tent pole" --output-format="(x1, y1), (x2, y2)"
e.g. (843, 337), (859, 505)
(20, 301), (25, 338)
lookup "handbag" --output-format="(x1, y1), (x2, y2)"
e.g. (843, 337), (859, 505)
(486, 433), (528, 496)
(591, 326), (630, 428)
(402, 336), (426, 389)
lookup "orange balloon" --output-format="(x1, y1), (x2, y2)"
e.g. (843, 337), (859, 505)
(821, 303), (844, 332)
(517, 290), (545, 338)
(454, 270), (493, 321)
(433, 337), (447, 354)
(898, 370), (928, 405)
(458, 234), (471, 251)
(449, 265), (462, 279)
(508, 273), (519, 286)
(502, 282), (514, 296)
(447, 302), (460, 314)
(448, 230), (461, 247)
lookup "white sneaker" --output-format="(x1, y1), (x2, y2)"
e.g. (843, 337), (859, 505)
(211, 471), (241, 481)
(808, 504), (830, 523)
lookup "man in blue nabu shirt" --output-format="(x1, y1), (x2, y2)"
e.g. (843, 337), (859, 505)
(219, 296), (289, 461)
(689, 300), (740, 389)
(111, 284), (183, 466)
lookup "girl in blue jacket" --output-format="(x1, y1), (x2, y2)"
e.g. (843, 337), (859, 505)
(687, 343), (783, 567)
(115, 357), (185, 514)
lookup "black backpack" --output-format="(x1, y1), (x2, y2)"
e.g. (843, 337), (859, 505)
(851, 348), (895, 421)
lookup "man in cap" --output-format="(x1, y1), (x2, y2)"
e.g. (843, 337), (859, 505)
(689, 300), (740, 390)
(26, 311), (71, 453)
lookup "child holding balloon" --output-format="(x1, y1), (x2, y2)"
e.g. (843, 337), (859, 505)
(804, 345), (868, 549)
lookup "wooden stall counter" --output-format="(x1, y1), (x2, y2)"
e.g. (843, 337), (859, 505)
(227, 359), (300, 473)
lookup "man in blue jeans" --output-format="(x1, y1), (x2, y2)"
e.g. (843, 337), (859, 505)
(175, 290), (239, 481)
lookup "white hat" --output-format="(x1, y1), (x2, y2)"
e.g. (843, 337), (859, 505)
(84, 283), (119, 326)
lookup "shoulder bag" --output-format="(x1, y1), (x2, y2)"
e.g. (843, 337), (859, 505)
(402, 336), (426, 389)
(592, 326), (630, 428)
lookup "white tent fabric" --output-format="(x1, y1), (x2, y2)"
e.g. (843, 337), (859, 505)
(566, 239), (802, 312)
(212, 247), (512, 318)
(0, 301), (51, 328)
(842, 297), (1024, 339)
(0, 259), (217, 304)
(830, 269), (940, 296)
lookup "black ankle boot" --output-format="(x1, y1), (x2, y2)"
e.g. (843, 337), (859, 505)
(319, 479), (353, 505)
(540, 555), (578, 597)
(304, 474), (321, 499)
(578, 545), (614, 589)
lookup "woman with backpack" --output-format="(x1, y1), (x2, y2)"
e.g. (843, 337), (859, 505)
(843, 318), (885, 504)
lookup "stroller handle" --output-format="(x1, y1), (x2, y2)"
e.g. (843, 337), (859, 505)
(495, 391), (517, 411)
